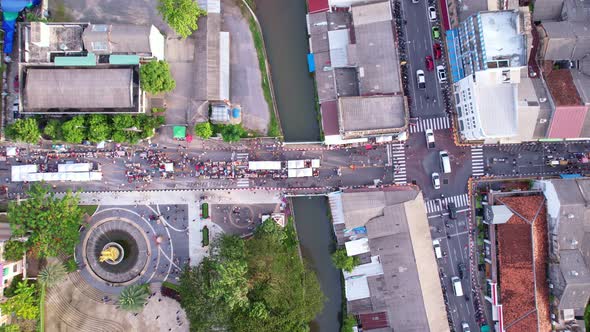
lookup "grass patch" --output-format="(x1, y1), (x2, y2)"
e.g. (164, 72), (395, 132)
(247, 16), (281, 137)
(79, 205), (98, 216)
(162, 281), (180, 292)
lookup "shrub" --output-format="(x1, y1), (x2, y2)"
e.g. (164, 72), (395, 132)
(202, 226), (209, 247)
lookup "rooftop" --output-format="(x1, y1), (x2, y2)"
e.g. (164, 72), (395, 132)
(351, 1), (392, 26)
(23, 67), (135, 110)
(320, 100), (340, 135)
(547, 105), (588, 138)
(338, 96), (406, 136)
(314, 52), (337, 102)
(545, 69), (583, 106)
(479, 11), (527, 67)
(307, 0), (329, 13)
(22, 23), (85, 63)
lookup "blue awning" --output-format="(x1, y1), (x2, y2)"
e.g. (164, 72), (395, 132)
(446, 29), (464, 82)
(307, 53), (315, 73)
(560, 174), (583, 179)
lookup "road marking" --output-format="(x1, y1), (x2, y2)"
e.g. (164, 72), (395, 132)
(426, 193), (470, 214)
(409, 116), (451, 133)
(470, 146), (485, 177)
(236, 179), (250, 188)
(390, 143), (408, 185)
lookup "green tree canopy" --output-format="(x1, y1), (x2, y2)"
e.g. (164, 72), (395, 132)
(341, 314), (357, 332)
(179, 220), (324, 332)
(331, 248), (360, 272)
(158, 0), (207, 38)
(195, 122), (213, 139)
(38, 262), (67, 288)
(6, 118), (40, 143)
(8, 184), (85, 258)
(0, 281), (39, 320)
(43, 119), (63, 141)
(3, 240), (27, 262)
(86, 114), (111, 143)
(61, 116), (86, 143)
(119, 284), (150, 312)
(139, 60), (176, 94)
(220, 124), (246, 143)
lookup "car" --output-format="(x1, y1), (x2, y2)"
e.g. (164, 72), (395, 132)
(432, 26), (441, 39)
(462, 322), (471, 332)
(428, 6), (437, 21)
(425, 55), (434, 71)
(416, 69), (426, 89)
(448, 202), (457, 219)
(436, 65), (447, 82)
(425, 129), (435, 149)
(431, 172), (440, 189)
(433, 43), (442, 59)
(458, 262), (466, 279)
(432, 239), (442, 259)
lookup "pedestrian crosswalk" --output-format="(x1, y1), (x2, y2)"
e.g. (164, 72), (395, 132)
(390, 143), (407, 185)
(425, 193), (470, 214)
(234, 152), (249, 168)
(471, 145), (485, 177)
(409, 116), (451, 133)
(236, 178), (250, 187)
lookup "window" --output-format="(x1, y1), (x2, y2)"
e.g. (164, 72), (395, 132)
(13, 265), (17, 273)
(91, 24), (108, 32)
(457, 106), (462, 117)
(2, 267), (9, 276)
(91, 41), (108, 51)
(459, 120), (465, 131)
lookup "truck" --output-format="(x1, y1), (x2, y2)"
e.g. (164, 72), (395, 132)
(425, 129), (435, 149)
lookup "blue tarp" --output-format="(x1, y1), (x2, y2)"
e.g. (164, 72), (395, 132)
(560, 174), (583, 179)
(307, 53), (315, 73)
(1, 0), (41, 54)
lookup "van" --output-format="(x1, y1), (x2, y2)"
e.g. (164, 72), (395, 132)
(451, 277), (463, 296)
(432, 239), (442, 259)
(439, 151), (451, 174)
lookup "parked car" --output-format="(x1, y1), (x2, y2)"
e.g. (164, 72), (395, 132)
(436, 65), (447, 82)
(425, 129), (435, 149)
(431, 172), (441, 190)
(433, 43), (442, 59)
(428, 6), (437, 21)
(416, 69), (426, 89)
(432, 26), (441, 39)
(448, 202), (457, 219)
(425, 55), (434, 71)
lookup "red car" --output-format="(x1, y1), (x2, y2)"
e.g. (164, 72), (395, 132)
(425, 56), (434, 71)
(433, 43), (442, 59)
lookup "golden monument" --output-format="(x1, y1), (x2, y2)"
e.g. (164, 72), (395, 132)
(99, 246), (121, 263)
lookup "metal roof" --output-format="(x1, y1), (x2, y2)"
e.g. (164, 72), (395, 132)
(54, 53), (96, 66)
(109, 55), (140, 65)
(547, 105), (588, 138)
(351, 1), (392, 26)
(328, 29), (350, 68)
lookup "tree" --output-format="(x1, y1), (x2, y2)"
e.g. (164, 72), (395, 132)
(0, 281), (39, 320)
(0, 324), (20, 332)
(61, 116), (86, 143)
(86, 114), (111, 142)
(194, 122), (213, 139)
(43, 119), (63, 141)
(139, 60), (176, 94)
(8, 184), (85, 258)
(158, 0), (207, 38)
(3, 240), (27, 262)
(341, 314), (357, 332)
(119, 284), (150, 312)
(220, 124), (246, 143)
(6, 118), (40, 143)
(38, 262), (67, 288)
(331, 248), (360, 272)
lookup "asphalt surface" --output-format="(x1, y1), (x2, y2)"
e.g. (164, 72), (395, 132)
(401, 0), (446, 118)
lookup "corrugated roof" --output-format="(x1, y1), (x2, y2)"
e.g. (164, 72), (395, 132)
(54, 53), (97, 66)
(109, 55), (140, 65)
(24, 68), (134, 109)
(547, 105), (588, 138)
(351, 1), (392, 26)
(359, 312), (389, 330)
(339, 95), (406, 134)
(321, 100), (340, 135)
(328, 29), (350, 68)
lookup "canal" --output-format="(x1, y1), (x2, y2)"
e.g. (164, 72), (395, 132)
(293, 197), (342, 332)
(254, 0), (321, 142)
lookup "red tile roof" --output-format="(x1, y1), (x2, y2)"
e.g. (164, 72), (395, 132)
(321, 100), (340, 136)
(496, 195), (550, 332)
(307, 0), (329, 13)
(547, 105), (588, 138)
(359, 312), (389, 330)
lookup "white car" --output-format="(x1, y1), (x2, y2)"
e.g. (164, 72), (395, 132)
(428, 6), (437, 21)
(412, 0), (419, 3)
(432, 172), (441, 189)
(425, 129), (435, 149)
(461, 322), (470, 332)
(437, 65), (447, 83)
(416, 69), (426, 89)
(432, 239), (442, 259)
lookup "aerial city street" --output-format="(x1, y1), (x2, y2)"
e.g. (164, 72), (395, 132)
(0, 0), (588, 331)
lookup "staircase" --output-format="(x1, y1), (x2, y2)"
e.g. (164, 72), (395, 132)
(69, 271), (117, 304)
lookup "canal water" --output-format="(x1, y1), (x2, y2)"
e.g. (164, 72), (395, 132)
(293, 197), (342, 332)
(254, 0), (321, 142)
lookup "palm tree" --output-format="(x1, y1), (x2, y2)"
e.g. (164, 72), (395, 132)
(118, 284), (150, 312)
(38, 262), (67, 288)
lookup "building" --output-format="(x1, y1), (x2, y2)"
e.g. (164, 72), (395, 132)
(204, 0), (231, 102)
(328, 189), (448, 331)
(0, 221), (26, 326)
(535, 0), (590, 61)
(17, 22), (166, 114)
(307, 1), (407, 144)
(482, 192), (551, 332)
(210, 102), (242, 125)
(448, 10), (550, 142)
(539, 178), (590, 330)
